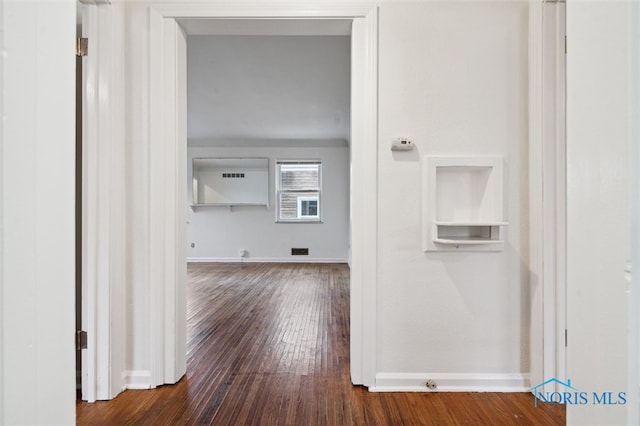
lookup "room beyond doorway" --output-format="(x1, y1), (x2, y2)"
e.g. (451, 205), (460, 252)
(184, 23), (352, 264)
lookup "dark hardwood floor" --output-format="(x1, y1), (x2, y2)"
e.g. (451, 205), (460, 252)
(76, 263), (565, 425)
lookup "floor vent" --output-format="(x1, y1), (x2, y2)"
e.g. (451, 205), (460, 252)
(291, 248), (309, 256)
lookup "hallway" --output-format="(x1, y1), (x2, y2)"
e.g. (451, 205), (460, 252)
(76, 263), (565, 425)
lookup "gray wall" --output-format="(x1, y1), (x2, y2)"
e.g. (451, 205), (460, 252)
(186, 35), (351, 262)
(187, 35), (350, 141)
(187, 142), (349, 262)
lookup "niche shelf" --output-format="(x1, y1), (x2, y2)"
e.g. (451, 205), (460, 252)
(422, 156), (507, 252)
(191, 157), (270, 210)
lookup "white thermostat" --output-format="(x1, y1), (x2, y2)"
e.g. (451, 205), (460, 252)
(391, 137), (414, 151)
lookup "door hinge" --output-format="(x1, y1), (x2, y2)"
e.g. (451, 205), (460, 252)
(76, 38), (88, 57)
(76, 330), (88, 350)
(565, 329), (568, 347)
(564, 35), (567, 55)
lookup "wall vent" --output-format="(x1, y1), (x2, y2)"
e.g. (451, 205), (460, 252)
(222, 172), (245, 178)
(291, 248), (309, 256)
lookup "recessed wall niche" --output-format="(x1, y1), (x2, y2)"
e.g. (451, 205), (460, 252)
(422, 156), (507, 251)
(191, 157), (269, 208)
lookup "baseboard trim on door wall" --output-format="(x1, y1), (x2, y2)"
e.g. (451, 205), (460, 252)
(369, 372), (530, 393)
(122, 370), (154, 390)
(187, 257), (349, 264)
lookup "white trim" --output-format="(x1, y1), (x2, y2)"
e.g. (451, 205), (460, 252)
(80, 0), (127, 402)
(81, 3), (98, 403)
(148, 6), (165, 388)
(370, 373), (530, 393)
(0, 0), (5, 418)
(148, 12), (188, 387)
(528, 0), (566, 393)
(148, 2), (378, 389)
(162, 16), (188, 386)
(153, 3), (376, 18)
(528, 0), (544, 391)
(551, 1), (567, 390)
(187, 257), (349, 264)
(122, 370), (153, 390)
(628, 0), (640, 422)
(108, 0), (127, 400)
(349, 7), (378, 387)
(175, 20), (189, 387)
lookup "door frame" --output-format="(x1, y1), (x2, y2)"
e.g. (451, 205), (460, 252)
(147, 2), (379, 387)
(629, 0), (640, 421)
(79, 0), (126, 401)
(528, 0), (567, 391)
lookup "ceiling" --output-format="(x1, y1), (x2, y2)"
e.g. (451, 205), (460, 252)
(177, 18), (352, 36)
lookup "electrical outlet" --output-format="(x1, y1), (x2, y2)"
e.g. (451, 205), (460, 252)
(239, 249), (246, 257)
(426, 379), (437, 389)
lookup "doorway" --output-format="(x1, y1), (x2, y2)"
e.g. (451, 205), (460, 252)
(77, 3), (378, 399)
(183, 21), (351, 264)
(144, 3), (379, 390)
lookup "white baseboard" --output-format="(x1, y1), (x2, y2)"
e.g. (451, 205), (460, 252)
(187, 257), (348, 264)
(369, 372), (530, 393)
(122, 370), (154, 390)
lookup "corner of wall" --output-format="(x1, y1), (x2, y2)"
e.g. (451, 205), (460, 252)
(0, 0), (4, 419)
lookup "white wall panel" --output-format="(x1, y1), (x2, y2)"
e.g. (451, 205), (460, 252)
(566, 2), (631, 424)
(1, 1), (76, 423)
(377, 1), (530, 383)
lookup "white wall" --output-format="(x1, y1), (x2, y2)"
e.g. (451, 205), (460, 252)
(1, 1), (76, 424)
(566, 2), (632, 424)
(375, 1), (530, 389)
(187, 142), (350, 262)
(187, 35), (350, 141)
(0, 0), (570, 420)
(630, 3), (640, 424)
(5, 0), (635, 420)
(123, 0), (531, 395)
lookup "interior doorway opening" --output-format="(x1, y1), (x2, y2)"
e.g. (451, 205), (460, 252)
(180, 18), (354, 391)
(183, 20), (352, 265)
(78, 4), (379, 400)
(147, 8), (380, 389)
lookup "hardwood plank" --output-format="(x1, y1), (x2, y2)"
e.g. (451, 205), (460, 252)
(76, 263), (565, 425)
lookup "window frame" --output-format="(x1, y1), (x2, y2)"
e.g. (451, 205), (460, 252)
(275, 160), (322, 223)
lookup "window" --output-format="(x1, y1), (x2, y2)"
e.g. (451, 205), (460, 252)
(276, 161), (321, 222)
(297, 196), (319, 219)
